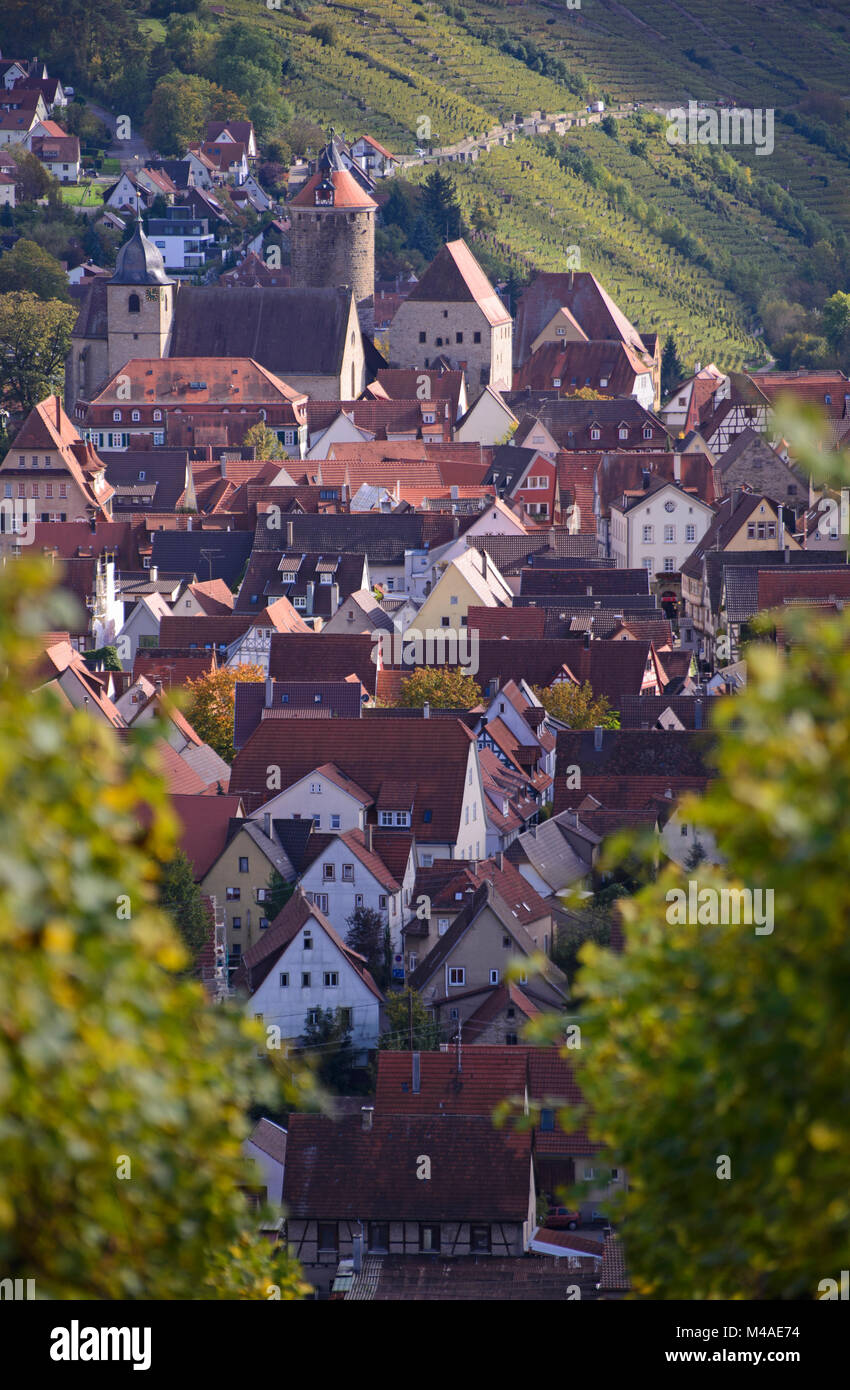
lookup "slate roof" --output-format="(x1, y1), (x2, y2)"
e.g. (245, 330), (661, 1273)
(520, 567), (649, 597)
(283, 1113), (531, 1220)
(471, 638), (652, 703)
(685, 548), (843, 617)
(253, 511), (455, 564)
(466, 536), (602, 579)
(149, 529), (253, 586)
(169, 286), (355, 378)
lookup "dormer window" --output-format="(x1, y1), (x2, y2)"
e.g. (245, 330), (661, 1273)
(590, 427), (601, 441)
(153, 410), (162, 421)
(552, 378), (561, 388)
(825, 394), (832, 405)
(619, 425), (629, 440)
(314, 178), (334, 206)
(131, 411), (140, 422)
(643, 426), (653, 439)
(113, 410), (121, 422)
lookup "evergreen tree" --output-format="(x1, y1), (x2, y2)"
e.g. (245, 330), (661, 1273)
(265, 868), (294, 921)
(661, 333), (685, 400)
(160, 849), (210, 963)
(345, 906), (390, 990)
(421, 170), (464, 243)
(299, 1007), (357, 1093)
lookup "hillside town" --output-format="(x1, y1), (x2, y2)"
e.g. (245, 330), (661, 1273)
(1, 15), (848, 1322)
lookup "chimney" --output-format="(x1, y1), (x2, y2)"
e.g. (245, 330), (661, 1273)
(451, 484), (459, 500)
(352, 1232), (363, 1274)
(265, 677), (273, 705)
(154, 678), (163, 696)
(784, 544), (790, 566)
(361, 1106), (374, 1132)
(366, 822), (374, 852)
(423, 700), (430, 719)
(412, 1052), (421, 1093)
(55, 395), (61, 429)
(286, 520), (294, 548)
(586, 584), (593, 596)
(150, 565), (158, 581)
(452, 516), (459, 539)
(497, 850), (504, 871)
(673, 452), (682, 482)
(641, 468), (651, 490)
(263, 811), (271, 838)
(583, 630), (590, 649)
(481, 549), (488, 580)
(694, 699), (702, 729)
(187, 515), (193, 531)
(593, 724), (603, 751)
(220, 457), (227, 479)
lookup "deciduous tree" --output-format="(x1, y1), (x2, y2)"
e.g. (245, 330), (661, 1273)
(533, 680), (619, 729)
(0, 557), (319, 1298)
(396, 666), (483, 709)
(0, 292), (76, 414)
(184, 664), (265, 763)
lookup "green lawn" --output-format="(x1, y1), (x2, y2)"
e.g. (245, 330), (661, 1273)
(60, 183), (105, 207)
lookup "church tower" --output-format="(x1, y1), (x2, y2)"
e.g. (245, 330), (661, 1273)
(106, 223), (175, 379)
(289, 138), (376, 331)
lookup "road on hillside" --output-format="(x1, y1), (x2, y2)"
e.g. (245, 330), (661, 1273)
(83, 97), (153, 169)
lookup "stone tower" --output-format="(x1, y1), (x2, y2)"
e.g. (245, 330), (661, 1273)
(289, 139), (376, 332)
(106, 222), (175, 379)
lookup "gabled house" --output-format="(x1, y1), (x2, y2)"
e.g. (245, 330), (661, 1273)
(233, 889), (384, 1058)
(201, 814), (297, 961)
(389, 239), (513, 395)
(609, 476), (715, 576)
(282, 1109), (535, 1294)
(405, 851), (553, 973)
(230, 717), (487, 864)
(413, 545), (513, 631)
(408, 879), (568, 1028)
(298, 824), (416, 951)
(0, 395), (113, 528)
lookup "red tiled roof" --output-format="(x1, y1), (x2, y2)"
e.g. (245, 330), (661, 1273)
(230, 717), (475, 832)
(170, 793), (244, 879)
(290, 167), (377, 210)
(283, 1112), (531, 1219)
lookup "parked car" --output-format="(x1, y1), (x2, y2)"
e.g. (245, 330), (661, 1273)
(544, 1206), (581, 1230)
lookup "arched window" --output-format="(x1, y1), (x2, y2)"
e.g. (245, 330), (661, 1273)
(128, 293), (140, 314)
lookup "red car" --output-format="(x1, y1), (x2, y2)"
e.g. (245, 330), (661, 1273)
(544, 1206), (581, 1231)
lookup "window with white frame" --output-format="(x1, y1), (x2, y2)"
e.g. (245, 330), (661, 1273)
(685, 524), (695, 542)
(664, 557), (675, 572)
(310, 782), (322, 794)
(342, 863), (354, 881)
(489, 968), (499, 984)
(448, 967), (465, 986)
(378, 895), (388, 910)
(323, 971), (339, 987)
(330, 814), (341, 829)
(642, 525), (653, 543)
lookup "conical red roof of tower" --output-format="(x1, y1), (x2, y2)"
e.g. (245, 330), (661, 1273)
(291, 167), (377, 210)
